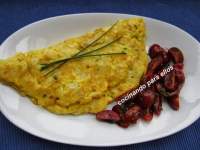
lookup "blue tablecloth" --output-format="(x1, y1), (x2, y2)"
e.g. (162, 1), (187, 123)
(0, 0), (200, 149)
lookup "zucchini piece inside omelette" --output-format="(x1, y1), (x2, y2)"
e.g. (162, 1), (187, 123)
(0, 18), (148, 115)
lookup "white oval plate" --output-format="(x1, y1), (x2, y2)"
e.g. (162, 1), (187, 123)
(0, 13), (200, 147)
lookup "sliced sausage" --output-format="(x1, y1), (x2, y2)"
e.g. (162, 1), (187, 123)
(96, 110), (120, 123)
(124, 105), (141, 123)
(168, 47), (184, 63)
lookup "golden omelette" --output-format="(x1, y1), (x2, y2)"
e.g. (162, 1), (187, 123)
(0, 18), (148, 115)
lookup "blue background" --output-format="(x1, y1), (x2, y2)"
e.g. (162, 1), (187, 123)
(0, 0), (200, 149)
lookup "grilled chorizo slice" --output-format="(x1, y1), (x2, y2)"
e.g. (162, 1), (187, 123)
(96, 110), (120, 123)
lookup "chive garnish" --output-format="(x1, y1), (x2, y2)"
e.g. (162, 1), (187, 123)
(40, 21), (122, 76)
(40, 36), (121, 71)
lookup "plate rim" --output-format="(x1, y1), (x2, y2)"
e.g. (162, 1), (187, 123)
(0, 12), (200, 147)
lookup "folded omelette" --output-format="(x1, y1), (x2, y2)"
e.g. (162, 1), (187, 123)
(0, 18), (148, 115)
